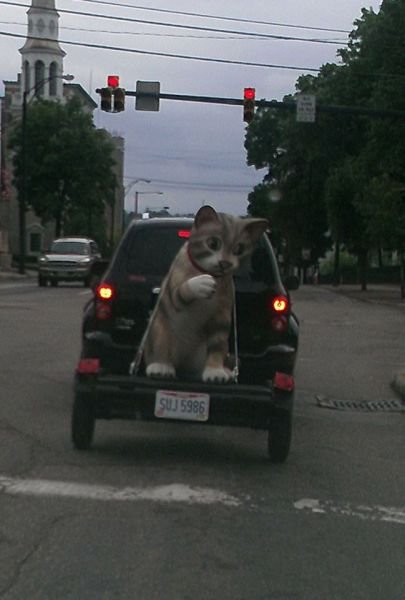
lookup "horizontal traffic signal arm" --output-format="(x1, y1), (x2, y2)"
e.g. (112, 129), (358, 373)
(122, 90), (405, 119)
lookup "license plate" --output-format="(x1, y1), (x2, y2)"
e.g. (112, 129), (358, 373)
(155, 390), (210, 422)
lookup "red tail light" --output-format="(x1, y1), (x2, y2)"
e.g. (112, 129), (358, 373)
(178, 229), (191, 238)
(268, 294), (289, 333)
(95, 283), (115, 320)
(96, 283), (114, 300)
(76, 358), (100, 374)
(271, 295), (289, 313)
(273, 372), (295, 392)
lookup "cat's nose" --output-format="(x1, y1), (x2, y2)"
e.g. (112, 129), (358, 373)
(219, 260), (233, 271)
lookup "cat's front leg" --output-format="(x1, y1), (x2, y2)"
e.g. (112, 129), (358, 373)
(146, 362), (176, 379)
(202, 366), (232, 383)
(202, 346), (232, 384)
(180, 274), (216, 302)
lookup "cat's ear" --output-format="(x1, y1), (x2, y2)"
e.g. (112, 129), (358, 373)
(243, 218), (269, 244)
(194, 205), (219, 228)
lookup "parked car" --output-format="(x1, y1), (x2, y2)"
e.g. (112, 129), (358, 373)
(74, 217), (300, 461)
(38, 237), (101, 287)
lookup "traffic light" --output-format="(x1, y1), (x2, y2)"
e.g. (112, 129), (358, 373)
(243, 87), (256, 123)
(99, 87), (112, 112)
(113, 87), (125, 112)
(107, 75), (120, 89)
(97, 77), (125, 112)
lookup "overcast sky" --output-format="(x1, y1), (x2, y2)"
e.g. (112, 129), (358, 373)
(0, 0), (382, 215)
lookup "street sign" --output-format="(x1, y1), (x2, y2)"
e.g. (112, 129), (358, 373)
(135, 81), (160, 111)
(296, 94), (316, 123)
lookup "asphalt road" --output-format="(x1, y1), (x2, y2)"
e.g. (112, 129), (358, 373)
(0, 280), (404, 600)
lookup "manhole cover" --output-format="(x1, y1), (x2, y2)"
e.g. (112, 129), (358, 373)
(316, 395), (405, 412)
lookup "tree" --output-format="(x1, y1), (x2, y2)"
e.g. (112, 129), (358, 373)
(9, 96), (117, 241)
(245, 1), (405, 290)
(325, 159), (370, 289)
(245, 100), (331, 272)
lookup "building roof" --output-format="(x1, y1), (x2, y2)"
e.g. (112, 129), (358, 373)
(63, 83), (97, 109)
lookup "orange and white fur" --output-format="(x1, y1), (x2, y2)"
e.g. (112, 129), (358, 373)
(144, 205), (268, 383)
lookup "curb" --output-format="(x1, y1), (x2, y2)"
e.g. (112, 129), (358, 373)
(0, 270), (36, 281)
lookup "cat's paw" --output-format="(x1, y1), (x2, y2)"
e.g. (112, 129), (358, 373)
(187, 274), (216, 300)
(146, 362), (176, 379)
(202, 366), (232, 383)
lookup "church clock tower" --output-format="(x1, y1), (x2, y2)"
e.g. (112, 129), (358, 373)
(19, 0), (66, 100)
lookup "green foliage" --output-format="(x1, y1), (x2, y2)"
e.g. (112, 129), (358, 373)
(320, 250), (357, 276)
(9, 96), (117, 240)
(244, 0), (405, 281)
(325, 158), (369, 253)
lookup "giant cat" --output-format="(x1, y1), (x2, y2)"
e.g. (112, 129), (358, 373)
(144, 205), (268, 383)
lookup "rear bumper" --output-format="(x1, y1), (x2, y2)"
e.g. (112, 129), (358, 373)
(75, 373), (292, 430)
(82, 331), (298, 379)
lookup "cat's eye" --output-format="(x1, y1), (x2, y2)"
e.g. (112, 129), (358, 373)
(207, 237), (222, 251)
(234, 243), (245, 256)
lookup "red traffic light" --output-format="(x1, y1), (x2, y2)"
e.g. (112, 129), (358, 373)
(107, 75), (120, 89)
(244, 87), (255, 100)
(243, 88), (256, 123)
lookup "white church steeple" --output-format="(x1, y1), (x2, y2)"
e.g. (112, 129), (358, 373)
(19, 0), (66, 100)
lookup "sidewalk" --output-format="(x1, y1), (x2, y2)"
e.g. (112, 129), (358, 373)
(323, 283), (405, 402)
(324, 283), (405, 307)
(0, 267), (36, 281)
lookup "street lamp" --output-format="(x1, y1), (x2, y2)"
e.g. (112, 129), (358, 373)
(18, 73), (74, 274)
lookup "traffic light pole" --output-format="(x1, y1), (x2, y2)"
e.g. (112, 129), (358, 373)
(123, 90), (405, 120)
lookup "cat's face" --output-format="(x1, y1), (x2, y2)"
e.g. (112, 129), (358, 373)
(188, 206), (268, 277)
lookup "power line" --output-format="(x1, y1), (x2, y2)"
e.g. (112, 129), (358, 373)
(0, 1), (346, 45)
(0, 30), (321, 72)
(74, 0), (351, 35)
(0, 20), (296, 40)
(123, 175), (256, 192)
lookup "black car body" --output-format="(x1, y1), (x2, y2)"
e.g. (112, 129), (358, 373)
(73, 217), (299, 461)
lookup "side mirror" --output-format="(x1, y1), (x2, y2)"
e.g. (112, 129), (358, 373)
(284, 275), (300, 291)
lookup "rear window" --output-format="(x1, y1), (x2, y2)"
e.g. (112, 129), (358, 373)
(235, 236), (276, 284)
(124, 226), (276, 284)
(125, 227), (190, 276)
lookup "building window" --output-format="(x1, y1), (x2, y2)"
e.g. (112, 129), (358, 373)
(49, 63), (58, 96)
(34, 61), (45, 96)
(30, 232), (41, 254)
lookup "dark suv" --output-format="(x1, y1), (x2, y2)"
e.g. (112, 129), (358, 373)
(73, 217), (299, 461)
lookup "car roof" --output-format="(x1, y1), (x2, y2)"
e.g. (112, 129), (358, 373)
(128, 217), (194, 229)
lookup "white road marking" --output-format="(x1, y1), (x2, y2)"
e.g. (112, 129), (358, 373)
(0, 476), (240, 507)
(294, 498), (405, 525)
(1, 475), (403, 525)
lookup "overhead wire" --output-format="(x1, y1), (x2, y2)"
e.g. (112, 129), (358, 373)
(0, 1), (347, 45)
(0, 31), (322, 72)
(123, 175), (257, 192)
(72, 0), (351, 35)
(0, 20), (300, 40)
